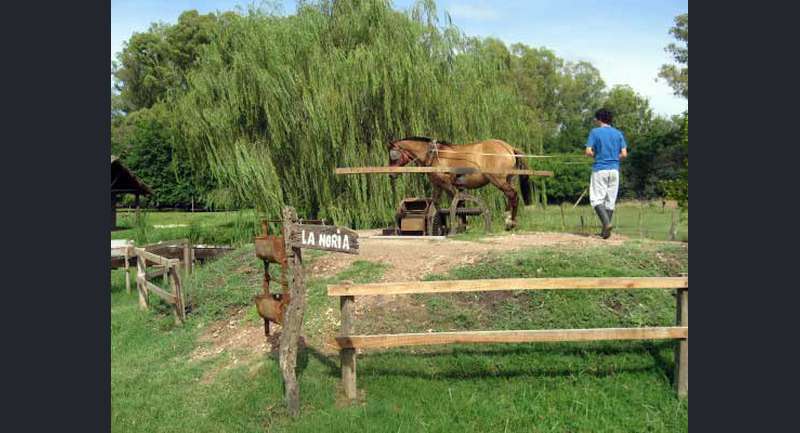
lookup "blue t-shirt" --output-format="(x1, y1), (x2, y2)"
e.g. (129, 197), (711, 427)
(586, 125), (627, 171)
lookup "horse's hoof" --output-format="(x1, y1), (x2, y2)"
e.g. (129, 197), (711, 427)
(505, 221), (517, 231)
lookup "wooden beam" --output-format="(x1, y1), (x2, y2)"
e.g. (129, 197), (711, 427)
(335, 167), (553, 176)
(336, 166), (470, 174)
(136, 253), (148, 309)
(142, 238), (189, 249)
(134, 248), (181, 267)
(137, 276), (176, 304)
(145, 266), (169, 280)
(674, 288), (688, 397)
(183, 241), (192, 275)
(340, 296), (357, 400)
(124, 246), (131, 294)
(334, 327), (688, 349)
(168, 267), (186, 324)
(328, 277), (688, 296)
(279, 207), (308, 418)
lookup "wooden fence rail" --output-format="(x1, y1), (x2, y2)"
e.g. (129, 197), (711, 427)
(134, 247), (187, 324)
(327, 276), (688, 401)
(335, 166), (554, 177)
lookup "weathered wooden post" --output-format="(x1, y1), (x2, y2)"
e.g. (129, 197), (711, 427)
(674, 286), (688, 397)
(183, 239), (192, 276)
(340, 295), (357, 399)
(168, 264), (186, 325)
(135, 249), (148, 310)
(279, 206), (307, 417)
(669, 210), (678, 241)
(272, 207), (359, 415)
(124, 245), (131, 294)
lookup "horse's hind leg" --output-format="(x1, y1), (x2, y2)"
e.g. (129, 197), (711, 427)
(487, 175), (519, 230)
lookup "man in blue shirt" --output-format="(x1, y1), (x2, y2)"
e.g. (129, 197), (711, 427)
(585, 108), (628, 239)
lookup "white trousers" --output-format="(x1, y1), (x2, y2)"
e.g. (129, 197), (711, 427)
(590, 169), (619, 210)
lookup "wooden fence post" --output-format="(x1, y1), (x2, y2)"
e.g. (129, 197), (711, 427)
(162, 263), (169, 289)
(341, 296), (357, 400)
(169, 265), (186, 325)
(559, 203), (566, 231)
(674, 288), (688, 397)
(279, 207), (308, 418)
(136, 250), (148, 310)
(183, 239), (192, 276)
(124, 246), (131, 294)
(669, 210), (678, 241)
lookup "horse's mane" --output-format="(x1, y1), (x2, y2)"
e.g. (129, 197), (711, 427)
(392, 136), (452, 145)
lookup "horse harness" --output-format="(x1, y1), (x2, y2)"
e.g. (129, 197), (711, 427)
(391, 139), (478, 188)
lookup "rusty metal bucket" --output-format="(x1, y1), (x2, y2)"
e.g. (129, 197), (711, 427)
(254, 220), (288, 265)
(254, 235), (287, 265)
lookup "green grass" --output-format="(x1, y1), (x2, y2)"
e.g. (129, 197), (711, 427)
(112, 209), (263, 246)
(112, 239), (687, 432)
(114, 201), (687, 249)
(452, 200), (688, 242)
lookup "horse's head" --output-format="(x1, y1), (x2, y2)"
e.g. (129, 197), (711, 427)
(387, 139), (417, 179)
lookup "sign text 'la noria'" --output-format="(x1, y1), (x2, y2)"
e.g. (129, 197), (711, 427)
(290, 224), (359, 254)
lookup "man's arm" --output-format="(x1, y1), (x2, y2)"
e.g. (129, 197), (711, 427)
(585, 130), (595, 157)
(619, 148), (628, 159)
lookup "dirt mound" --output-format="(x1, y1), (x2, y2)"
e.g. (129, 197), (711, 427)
(189, 307), (272, 383)
(310, 230), (626, 282)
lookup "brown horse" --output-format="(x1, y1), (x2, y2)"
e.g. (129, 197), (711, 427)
(387, 136), (532, 229)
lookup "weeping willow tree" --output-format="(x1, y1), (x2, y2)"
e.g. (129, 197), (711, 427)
(175, 0), (548, 227)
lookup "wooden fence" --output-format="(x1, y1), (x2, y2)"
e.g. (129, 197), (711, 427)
(134, 247), (187, 324)
(140, 238), (193, 275)
(328, 276), (688, 400)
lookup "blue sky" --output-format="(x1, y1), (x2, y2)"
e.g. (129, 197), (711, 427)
(111, 0), (688, 116)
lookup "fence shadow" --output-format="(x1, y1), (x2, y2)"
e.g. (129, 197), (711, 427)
(301, 340), (676, 382)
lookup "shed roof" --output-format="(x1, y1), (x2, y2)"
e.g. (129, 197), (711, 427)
(111, 155), (152, 195)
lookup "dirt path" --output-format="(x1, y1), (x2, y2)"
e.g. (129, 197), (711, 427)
(309, 230), (626, 282)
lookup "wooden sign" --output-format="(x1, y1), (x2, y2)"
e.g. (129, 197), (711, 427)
(289, 224), (359, 254)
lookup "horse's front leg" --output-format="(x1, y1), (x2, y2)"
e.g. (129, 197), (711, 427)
(487, 175), (518, 230)
(508, 189), (519, 229)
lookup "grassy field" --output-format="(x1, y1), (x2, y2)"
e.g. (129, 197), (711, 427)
(111, 238), (688, 432)
(487, 200), (687, 242)
(112, 209), (261, 246)
(112, 200), (687, 246)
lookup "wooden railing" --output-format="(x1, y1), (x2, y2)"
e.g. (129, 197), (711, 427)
(134, 247), (187, 324)
(327, 276), (688, 400)
(140, 238), (193, 275)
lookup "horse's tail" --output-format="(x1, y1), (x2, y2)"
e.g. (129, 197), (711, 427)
(514, 149), (533, 206)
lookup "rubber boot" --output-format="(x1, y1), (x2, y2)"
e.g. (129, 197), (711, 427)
(605, 208), (614, 238)
(594, 205), (612, 239)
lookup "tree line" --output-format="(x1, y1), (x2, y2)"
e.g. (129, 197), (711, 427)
(111, 0), (688, 223)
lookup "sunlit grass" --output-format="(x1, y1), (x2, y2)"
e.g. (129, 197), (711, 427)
(112, 240), (687, 433)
